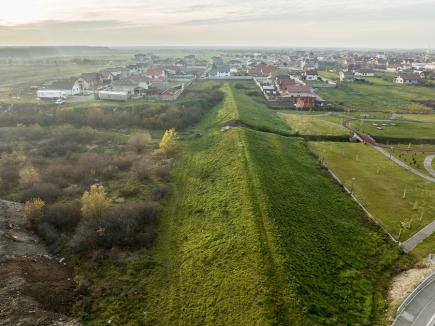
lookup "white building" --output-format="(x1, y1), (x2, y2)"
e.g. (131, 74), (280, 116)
(38, 79), (81, 98)
(394, 73), (421, 84)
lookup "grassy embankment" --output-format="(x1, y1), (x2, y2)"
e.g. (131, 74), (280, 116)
(141, 83), (401, 325)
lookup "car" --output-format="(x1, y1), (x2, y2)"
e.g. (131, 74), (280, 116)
(55, 98), (66, 105)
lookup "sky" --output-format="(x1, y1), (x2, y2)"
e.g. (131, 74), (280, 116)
(1, 0), (434, 48)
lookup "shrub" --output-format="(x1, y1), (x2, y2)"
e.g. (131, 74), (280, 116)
(23, 198), (45, 229)
(81, 184), (111, 219)
(37, 222), (60, 245)
(43, 201), (81, 232)
(128, 132), (152, 153)
(154, 165), (171, 180)
(69, 201), (160, 252)
(131, 157), (155, 180)
(19, 164), (41, 186)
(119, 184), (141, 198)
(0, 156), (20, 191)
(112, 154), (137, 171)
(152, 185), (169, 201)
(19, 182), (62, 203)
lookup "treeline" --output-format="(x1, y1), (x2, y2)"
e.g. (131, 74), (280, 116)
(0, 88), (223, 130)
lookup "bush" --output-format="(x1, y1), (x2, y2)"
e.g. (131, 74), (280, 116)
(81, 184), (111, 219)
(152, 185), (169, 201)
(69, 201), (160, 252)
(43, 201), (81, 232)
(0, 156), (20, 191)
(112, 154), (137, 171)
(19, 164), (41, 187)
(37, 222), (60, 245)
(23, 198), (45, 229)
(128, 132), (152, 153)
(131, 157), (155, 180)
(119, 184), (141, 198)
(20, 183), (62, 203)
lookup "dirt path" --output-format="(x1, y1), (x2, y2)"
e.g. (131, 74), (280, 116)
(0, 200), (79, 325)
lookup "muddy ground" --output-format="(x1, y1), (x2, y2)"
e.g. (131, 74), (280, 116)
(0, 200), (79, 325)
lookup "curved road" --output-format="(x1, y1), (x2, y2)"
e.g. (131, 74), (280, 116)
(393, 272), (435, 326)
(424, 155), (435, 178)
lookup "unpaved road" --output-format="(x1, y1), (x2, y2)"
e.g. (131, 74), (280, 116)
(424, 155), (435, 178)
(0, 200), (79, 326)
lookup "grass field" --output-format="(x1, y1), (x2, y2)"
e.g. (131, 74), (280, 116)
(310, 142), (435, 241)
(317, 76), (435, 113)
(349, 120), (435, 141)
(0, 62), (108, 97)
(386, 145), (435, 177)
(128, 83), (402, 325)
(279, 112), (349, 136)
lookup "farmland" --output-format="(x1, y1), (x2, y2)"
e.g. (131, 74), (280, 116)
(137, 82), (401, 325)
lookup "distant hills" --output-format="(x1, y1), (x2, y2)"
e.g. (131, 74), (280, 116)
(0, 46), (121, 58)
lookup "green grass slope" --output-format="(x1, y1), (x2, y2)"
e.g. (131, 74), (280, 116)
(143, 83), (400, 325)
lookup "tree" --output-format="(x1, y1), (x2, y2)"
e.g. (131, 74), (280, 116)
(81, 184), (111, 219)
(23, 198), (45, 229)
(19, 165), (41, 187)
(159, 128), (176, 152)
(128, 132), (152, 153)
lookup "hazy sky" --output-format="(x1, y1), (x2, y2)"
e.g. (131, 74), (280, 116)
(1, 0), (434, 48)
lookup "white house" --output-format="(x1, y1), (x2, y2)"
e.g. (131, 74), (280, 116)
(304, 70), (318, 81)
(355, 69), (375, 77)
(339, 71), (354, 82)
(210, 65), (231, 78)
(38, 79), (82, 98)
(394, 73), (421, 84)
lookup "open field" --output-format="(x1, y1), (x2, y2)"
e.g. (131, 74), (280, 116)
(385, 145), (435, 177)
(279, 112), (349, 136)
(319, 70), (339, 80)
(398, 114), (435, 122)
(130, 83), (402, 325)
(310, 142), (435, 241)
(349, 120), (435, 141)
(317, 76), (435, 113)
(0, 62), (109, 97)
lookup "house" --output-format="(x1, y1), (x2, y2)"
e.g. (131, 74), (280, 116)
(145, 66), (166, 79)
(304, 70), (319, 81)
(249, 64), (277, 77)
(41, 78), (82, 96)
(275, 74), (296, 93)
(339, 71), (354, 82)
(386, 63), (402, 72)
(112, 76), (151, 96)
(395, 73), (421, 84)
(99, 71), (115, 83)
(78, 73), (100, 91)
(210, 65), (231, 78)
(280, 84), (316, 109)
(355, 69), (375, 77)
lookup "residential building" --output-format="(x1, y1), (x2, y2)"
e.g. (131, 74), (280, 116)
(339, 71), (354, 82)
(395, 73), (421, 84)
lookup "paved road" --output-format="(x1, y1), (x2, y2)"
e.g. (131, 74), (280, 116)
(424, 155), (435, 178)
(393, 273), (435, 326)
(401, 221), (435, 253)
(373, 146), (435, 183)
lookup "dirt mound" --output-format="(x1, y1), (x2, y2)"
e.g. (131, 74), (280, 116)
(0, 257), (79, 326)
(0, 200), (80, 325)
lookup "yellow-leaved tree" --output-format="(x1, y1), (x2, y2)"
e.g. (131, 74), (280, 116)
(81, 184), (111, 219)
(23, 198), (45, 228)
(159, 128), (176, 152)
(19, 164), (41, 186)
